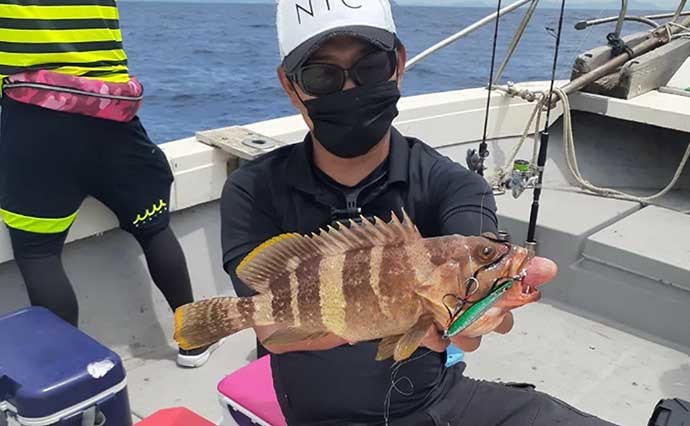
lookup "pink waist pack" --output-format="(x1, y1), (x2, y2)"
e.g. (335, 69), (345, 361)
(2, 70), (144, 122)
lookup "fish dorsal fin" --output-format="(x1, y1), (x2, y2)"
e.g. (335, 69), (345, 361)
(236, 209), (420, 293)
(315, 208), (421, 256)
(236, 232), (317, 293)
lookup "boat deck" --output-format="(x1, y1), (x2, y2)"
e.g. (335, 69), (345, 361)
(121, 301), (690, 426)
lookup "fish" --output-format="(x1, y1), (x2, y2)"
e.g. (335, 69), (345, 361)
(173, 209), (551, 362)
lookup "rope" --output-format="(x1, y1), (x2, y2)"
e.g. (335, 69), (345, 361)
(489, 92), (545, 187)
(554, 87), (690, 203)
(539, 184), (690, 214)
(667, 21), (690, 39)
(489, 87), (690, 205)
(668, 22), (690, 32)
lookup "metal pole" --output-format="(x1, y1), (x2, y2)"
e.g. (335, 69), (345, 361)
(650, 9), (689, 20)
(562, 14), (690, 96)
(614, 0), (629, 36)
(494, 0), (541, 85)
(405, 0), (532, 70)
(673, 0), (688, 22)
(575, 10), (690, 30)
(526, 0), (568, 251)
(575, 15), (659, 30)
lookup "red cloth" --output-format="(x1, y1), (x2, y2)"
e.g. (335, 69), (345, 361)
(135, 407), (215, 426)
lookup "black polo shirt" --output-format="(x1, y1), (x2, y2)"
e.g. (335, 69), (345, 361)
(220, 127), (498, 425)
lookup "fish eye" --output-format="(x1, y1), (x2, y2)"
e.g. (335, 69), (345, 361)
(481, 246), (496, 259)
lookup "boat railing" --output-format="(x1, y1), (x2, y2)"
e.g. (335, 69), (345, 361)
(576, 11), (690, 30)
(406, 0), (690, 92)
(404, 0), (536, 71)
(614, 0), (628, 37)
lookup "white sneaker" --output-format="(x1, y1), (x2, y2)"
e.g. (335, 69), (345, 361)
(176, 338), (226, 368)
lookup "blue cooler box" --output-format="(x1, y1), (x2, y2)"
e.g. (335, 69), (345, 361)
(0, 307), (132, 426)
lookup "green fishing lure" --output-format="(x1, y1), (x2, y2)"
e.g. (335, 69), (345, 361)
(443, 279), (514, 339)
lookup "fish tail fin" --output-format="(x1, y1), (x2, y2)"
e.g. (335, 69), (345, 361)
(174, 297), (256, 350)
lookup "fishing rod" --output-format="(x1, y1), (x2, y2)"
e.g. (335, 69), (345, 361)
(525, 0), (567, 255)
(468, 0), (504, 176)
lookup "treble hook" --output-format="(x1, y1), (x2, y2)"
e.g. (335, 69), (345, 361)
(442, 294), (461, 319)
(442, 276), (484, 324)
(443, 252), (527, 323)
(463, 277), (480, 299)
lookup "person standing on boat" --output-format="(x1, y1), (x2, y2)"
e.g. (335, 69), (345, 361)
(218, 1), (632, 425)
(0, 0), (221, 368)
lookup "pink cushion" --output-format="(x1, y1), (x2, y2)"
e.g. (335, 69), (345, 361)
(217, 355), (287, 426)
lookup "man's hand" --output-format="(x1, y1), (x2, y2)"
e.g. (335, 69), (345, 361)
(421, 322), (483, 353)
(421, 323), (450, 353)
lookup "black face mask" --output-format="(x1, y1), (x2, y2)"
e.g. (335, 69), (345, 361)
(301, 80), (401, 158)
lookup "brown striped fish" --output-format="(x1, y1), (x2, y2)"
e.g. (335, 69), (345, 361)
(173, 210), (540, 361)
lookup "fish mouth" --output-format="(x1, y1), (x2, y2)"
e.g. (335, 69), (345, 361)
(512, 248), (540, 300)
(514, 250), (560, 302)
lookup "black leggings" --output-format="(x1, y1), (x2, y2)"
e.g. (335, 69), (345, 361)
(10, 225), (194, 327)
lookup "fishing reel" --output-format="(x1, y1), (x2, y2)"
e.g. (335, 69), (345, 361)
(466, 148), (489, 175)
(493, 159), (539, 199)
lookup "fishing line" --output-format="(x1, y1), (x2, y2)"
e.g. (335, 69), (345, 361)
(383, 349), (435, 426)
(381, 3), (522, 422)
(575, 6), (607, 53)
(471, 0), (504, 176)
(479, 188), (487, 235)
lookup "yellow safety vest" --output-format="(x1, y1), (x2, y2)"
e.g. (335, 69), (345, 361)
(0, 0), (130, 86)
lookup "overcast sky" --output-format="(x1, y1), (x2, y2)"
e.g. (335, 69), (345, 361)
(398, 0), (676, 6)
(126, 0), (680, 8)
(396, 0), (674, 6)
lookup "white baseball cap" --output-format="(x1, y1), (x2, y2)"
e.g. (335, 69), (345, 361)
(277, 0), (398, 74)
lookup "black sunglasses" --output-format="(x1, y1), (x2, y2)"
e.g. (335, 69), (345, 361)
(289, 49), (398, 97)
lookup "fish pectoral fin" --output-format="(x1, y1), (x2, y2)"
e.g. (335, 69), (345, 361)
(261, 327), (329, 346)
(394, 315), (434, 362)
(376, 334), (403, 361)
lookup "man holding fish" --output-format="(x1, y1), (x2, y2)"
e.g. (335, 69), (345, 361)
(174, 0), (631, 424)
